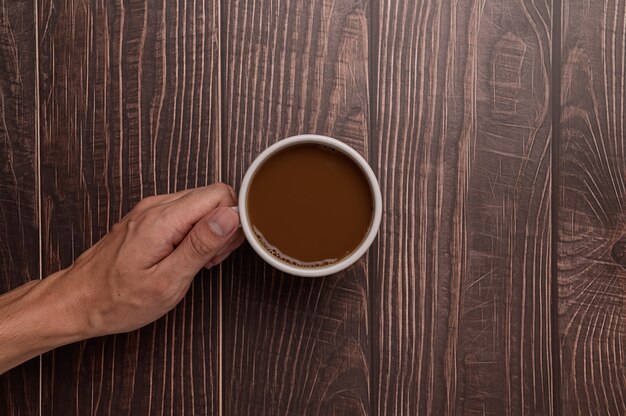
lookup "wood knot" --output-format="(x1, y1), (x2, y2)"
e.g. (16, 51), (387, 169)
(611, 239), (626, 266)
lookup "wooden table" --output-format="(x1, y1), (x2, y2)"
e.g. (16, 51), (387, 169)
(1, 0), (624, 414)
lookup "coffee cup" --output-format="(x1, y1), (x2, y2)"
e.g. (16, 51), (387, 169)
(238, 134), (382, 277)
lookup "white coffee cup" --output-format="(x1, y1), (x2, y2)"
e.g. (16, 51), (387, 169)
(238, 134), (383, 277)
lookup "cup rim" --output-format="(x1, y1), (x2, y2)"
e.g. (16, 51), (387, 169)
(238, 134), (383, 277)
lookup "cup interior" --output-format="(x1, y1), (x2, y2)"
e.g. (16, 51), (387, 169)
(238, 134), (382, 277)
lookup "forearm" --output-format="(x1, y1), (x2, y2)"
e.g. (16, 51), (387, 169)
(0, 186), (242, 375)
(0, 271), (90, 374)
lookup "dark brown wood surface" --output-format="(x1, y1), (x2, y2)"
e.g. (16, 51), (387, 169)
(0, 0), (40, 414)
(1, 0), (625, 414)
(371, 0), (553, 414)
(559, 0), (626, 414)
(37, 0), (222, 414)
(221, 0), (371, 414)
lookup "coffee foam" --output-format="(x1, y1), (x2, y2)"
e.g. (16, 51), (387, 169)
(252, 226), (338, 269)
(317, 144), (338, 152)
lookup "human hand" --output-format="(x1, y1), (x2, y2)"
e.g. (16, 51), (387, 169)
(55, 183), (244, 337)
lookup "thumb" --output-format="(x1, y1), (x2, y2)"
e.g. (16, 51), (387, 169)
(159, 206), (240, 277)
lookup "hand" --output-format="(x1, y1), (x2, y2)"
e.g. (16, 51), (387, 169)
(0, 183), (244, 374)
(55, 183), (244, 337)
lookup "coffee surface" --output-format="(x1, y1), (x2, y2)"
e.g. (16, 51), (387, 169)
(247, 144), (373, 267)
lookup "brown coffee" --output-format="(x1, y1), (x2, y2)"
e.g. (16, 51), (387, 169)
(247, 144), (373, 268)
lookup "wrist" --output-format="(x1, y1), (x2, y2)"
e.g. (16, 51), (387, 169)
(41, 268), (102, 340)
(0, 271), (94, 373)
(26, 269), (96, 344)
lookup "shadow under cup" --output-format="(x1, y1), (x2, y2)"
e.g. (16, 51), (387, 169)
(238, 135), (382, 277)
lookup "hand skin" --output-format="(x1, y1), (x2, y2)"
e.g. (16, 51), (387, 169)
(0, 183), (245, 375)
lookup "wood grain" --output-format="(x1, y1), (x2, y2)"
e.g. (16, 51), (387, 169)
(371, 0), (553, 414)
(37, 0), (222, 413)
(221, 0), (371, 414)
(0, 0), (40, 413)
(559, 0), (626, 414)
(2, 0), (626, 413)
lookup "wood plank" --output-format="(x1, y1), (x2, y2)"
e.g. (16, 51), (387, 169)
(559, 0), (626, 413)
(38, 0), (222, 413)
(0, 0), (40, 413)
(221, 0), (371, 413)
(371, 1), (553, 414)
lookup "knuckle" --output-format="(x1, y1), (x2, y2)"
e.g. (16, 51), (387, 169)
(132, 195), (166, 215)
(211, 182), (229, 194)
(133, 199), (149, 212)
(211, 182), (236, 201)
(136, 195), (157, 210)
(126, 217), (139, 232)
(110, 221), (125, 234)
(141, 209), (163, 227)
(134, 205), (167, 231)
(186, 228), (216, 261)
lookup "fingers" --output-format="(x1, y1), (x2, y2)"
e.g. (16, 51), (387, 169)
(161, 183), (237, 240)
(158, 206), (240, 278)
(205, 231), (246, 269)
(132, 183), (236, 219)
(126, 183), (238, 250)
(167, 183), (237, 214)
(146, 187), (199, 204)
